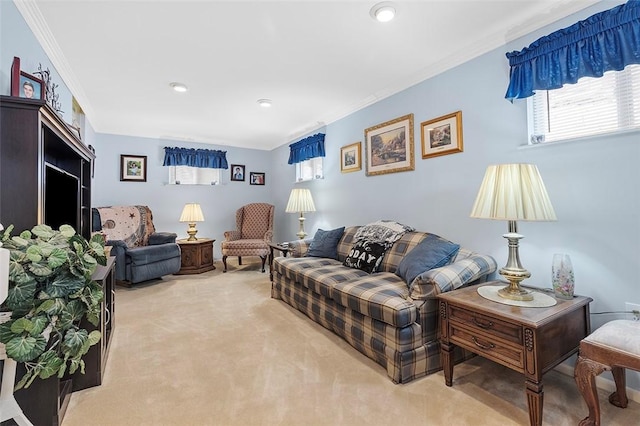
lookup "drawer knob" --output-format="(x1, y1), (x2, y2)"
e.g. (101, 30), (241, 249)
(472, 336), (495, 350)
(472, 317), (494, 329)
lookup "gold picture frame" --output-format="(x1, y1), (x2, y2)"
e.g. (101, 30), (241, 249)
(421, 111), (463, 159)
(340, 142), (362, 173)
(364, 113), (414, 176)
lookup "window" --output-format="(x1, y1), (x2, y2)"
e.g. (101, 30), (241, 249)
(296, 157), (323, 182)
(168, 166), (220, 185)
(529, 64), (640, 144)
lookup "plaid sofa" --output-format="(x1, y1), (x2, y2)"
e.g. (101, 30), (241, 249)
(271, 226), (497, 384)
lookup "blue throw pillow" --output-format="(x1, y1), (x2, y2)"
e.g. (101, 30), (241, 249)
(395, 234), (460, 286)
(306, 227), (346, 259)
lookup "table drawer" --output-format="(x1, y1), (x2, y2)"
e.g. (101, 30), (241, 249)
(450, 324), (524, 370)
(449, 305), (522, 345)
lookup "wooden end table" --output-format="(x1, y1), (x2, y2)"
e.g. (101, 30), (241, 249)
(176, 238), (216, 274)
(438, 282), (592, 426)
(268, 242), (290, 281)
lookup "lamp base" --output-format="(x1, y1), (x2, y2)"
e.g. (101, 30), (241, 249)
(186, 223), (198, 241)
(497, 282), (534, 301)
(296, 213), (307, 240)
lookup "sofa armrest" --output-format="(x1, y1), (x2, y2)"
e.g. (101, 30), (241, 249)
(409, 254), (497, 300)
(149, 232), (177, 245)
(224, 230), (241, 241)
(287, 239), (313, 257)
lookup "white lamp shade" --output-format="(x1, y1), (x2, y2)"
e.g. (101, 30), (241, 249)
(285, 188), (316, 213)
(179, 203), (205, 222)
(470, 164), (557, 221)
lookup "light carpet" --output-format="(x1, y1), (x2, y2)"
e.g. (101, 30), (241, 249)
(62, 261), (639, 426)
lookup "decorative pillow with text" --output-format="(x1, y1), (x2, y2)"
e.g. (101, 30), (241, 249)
(343, 240), (388, 274)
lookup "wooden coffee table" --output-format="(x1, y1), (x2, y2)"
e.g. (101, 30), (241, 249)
(438, 282), (592, 426)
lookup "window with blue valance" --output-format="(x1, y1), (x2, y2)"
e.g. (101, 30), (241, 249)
(287, 133), (326, 165)
(505, 0), (640, 101)
(163, 147), (228, 169)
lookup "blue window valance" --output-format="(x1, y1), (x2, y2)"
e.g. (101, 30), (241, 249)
(505, 0), (640, 101)
(287, 133), (326, 165)
(163, 147), (228, 169)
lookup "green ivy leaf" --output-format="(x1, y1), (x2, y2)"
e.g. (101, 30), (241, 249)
(5, 334), (46, 362)
(63, 328), (88, 355)
(45, 272), (84, 298)
(30, 315), (49, 337)
(27, 262), (53, 277)
(47, 248), (68, 269)
(10, 317), (34, 334)
(5, 279), (36, 311)
(31, 224), (54, 240)
(0, 320), (15, 343)
(25, 245), (43, 262)
(11, 236), (29, 248)
(60, 300), (84, 329)
(68, 358), (85, 375)
(38, 350), (64, 379)
(59, 224), (76, 238)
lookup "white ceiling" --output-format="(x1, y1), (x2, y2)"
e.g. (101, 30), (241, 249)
(18, 0), (600, 150)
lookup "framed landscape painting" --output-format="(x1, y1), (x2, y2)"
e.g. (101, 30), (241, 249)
(421, 111), (463, 159)
(340, 142), (361, 173)
(364, 114), (414, 176)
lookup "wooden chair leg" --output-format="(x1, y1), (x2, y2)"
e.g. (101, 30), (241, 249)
(609, 366), (629, 408)
(575, 355), (607, 426)
(260, 255), (266, 273)
(222, 255), (228, 272)
(238, 256), (242, 265)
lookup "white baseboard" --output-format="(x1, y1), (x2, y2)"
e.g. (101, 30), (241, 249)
(555, 363), (640, 404)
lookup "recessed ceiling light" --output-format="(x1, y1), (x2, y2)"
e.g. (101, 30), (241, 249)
(370, 2), (396, 22)
(170, 82), (188, 93)
(257, 99), (273, 107)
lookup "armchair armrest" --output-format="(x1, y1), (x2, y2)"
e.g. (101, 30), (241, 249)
(287, 239), (313, 258)
(106, 240), (128, 281)
(149, 232), (177, 245)
(409, 253), (497, 300)
(224, 230), (241, 241)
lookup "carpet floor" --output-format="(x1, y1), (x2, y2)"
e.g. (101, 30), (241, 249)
(62, 261), (640, 426)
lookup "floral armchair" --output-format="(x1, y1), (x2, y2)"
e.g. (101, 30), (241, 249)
(221, 203), (274, 272)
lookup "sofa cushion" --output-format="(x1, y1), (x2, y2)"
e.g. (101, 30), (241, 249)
(343, 240), (388, 273)
(395, 234), (460, 286)
(331, 273), (416, 327)
(126, 243), (181, 265)
(306, 227), (345, 259)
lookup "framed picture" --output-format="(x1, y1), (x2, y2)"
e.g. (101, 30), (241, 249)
(11, 58), (44, 100)
(364, 113), (414, 176)
(230, 164), (245, 181)
(421, 111), (463, 159)
(249, 172), (265, 186)
(340, 142), (362, 173)
(120, 155), (147, 182)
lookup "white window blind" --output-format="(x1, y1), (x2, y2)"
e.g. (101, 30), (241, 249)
(168, 166), (220, 185)
(296, 157), (323, 182)
(529, 64), (640, 144)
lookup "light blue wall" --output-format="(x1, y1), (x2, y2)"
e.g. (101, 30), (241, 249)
(3, 0), (639, 391)
(92, 134), (273, 250)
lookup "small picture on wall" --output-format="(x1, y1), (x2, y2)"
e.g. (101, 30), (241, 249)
(421, 111), (463, 159)
(231, 164), (245, 181)
(120, 154), (147, 182)
(340, 142), (362, 173)
(250, 172), (265, 185)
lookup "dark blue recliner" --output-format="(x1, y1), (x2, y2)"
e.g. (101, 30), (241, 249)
(92, 205), (181, 286)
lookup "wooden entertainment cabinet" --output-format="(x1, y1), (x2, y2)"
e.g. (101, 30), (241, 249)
(0, 95), (106, 425)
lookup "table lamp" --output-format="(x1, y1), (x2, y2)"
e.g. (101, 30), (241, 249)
(285, 188), (316, 239)
(179, 203), (205, 241)
(470, 164), (557, 301)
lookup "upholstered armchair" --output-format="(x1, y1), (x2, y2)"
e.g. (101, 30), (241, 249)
(221, 203), (274, 272)
(92, 205), (181, 286)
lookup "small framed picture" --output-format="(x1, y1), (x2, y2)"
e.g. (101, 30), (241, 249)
(11, 57), (44, 100)
(250, 172), (265, 185)
(421, 111), (463, 159)
(120, 154), (147, 182)
(231, 164), (245, 181)
(340, 142), (362, 173)
(364, 113), (414, 176)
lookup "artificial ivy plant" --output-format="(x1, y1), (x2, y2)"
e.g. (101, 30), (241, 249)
(0, 223), (106, 389)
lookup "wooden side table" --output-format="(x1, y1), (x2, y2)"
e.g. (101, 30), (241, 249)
(176, 238), (215, 274)
(438, 282), (592, 426)
(268, 242), (290, 281)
